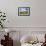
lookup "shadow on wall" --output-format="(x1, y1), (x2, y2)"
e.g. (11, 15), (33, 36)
(13, 40), (21, 46)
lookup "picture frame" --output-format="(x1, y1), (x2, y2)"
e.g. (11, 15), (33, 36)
(18, 7), (30, 16)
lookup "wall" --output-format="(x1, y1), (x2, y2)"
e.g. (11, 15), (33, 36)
(0, 0), (46, 27)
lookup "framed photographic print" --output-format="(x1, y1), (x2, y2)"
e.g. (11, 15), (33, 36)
(18, 7), (30, 16)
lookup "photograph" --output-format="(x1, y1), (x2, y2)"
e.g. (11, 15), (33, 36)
(18, 7), (30, 16)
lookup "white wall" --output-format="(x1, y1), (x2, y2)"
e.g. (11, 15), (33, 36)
(32, 0), (46, 27)
(0, 0), (46, 27)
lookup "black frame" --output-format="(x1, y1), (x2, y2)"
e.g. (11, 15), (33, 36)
(18, 7), (30, 16)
